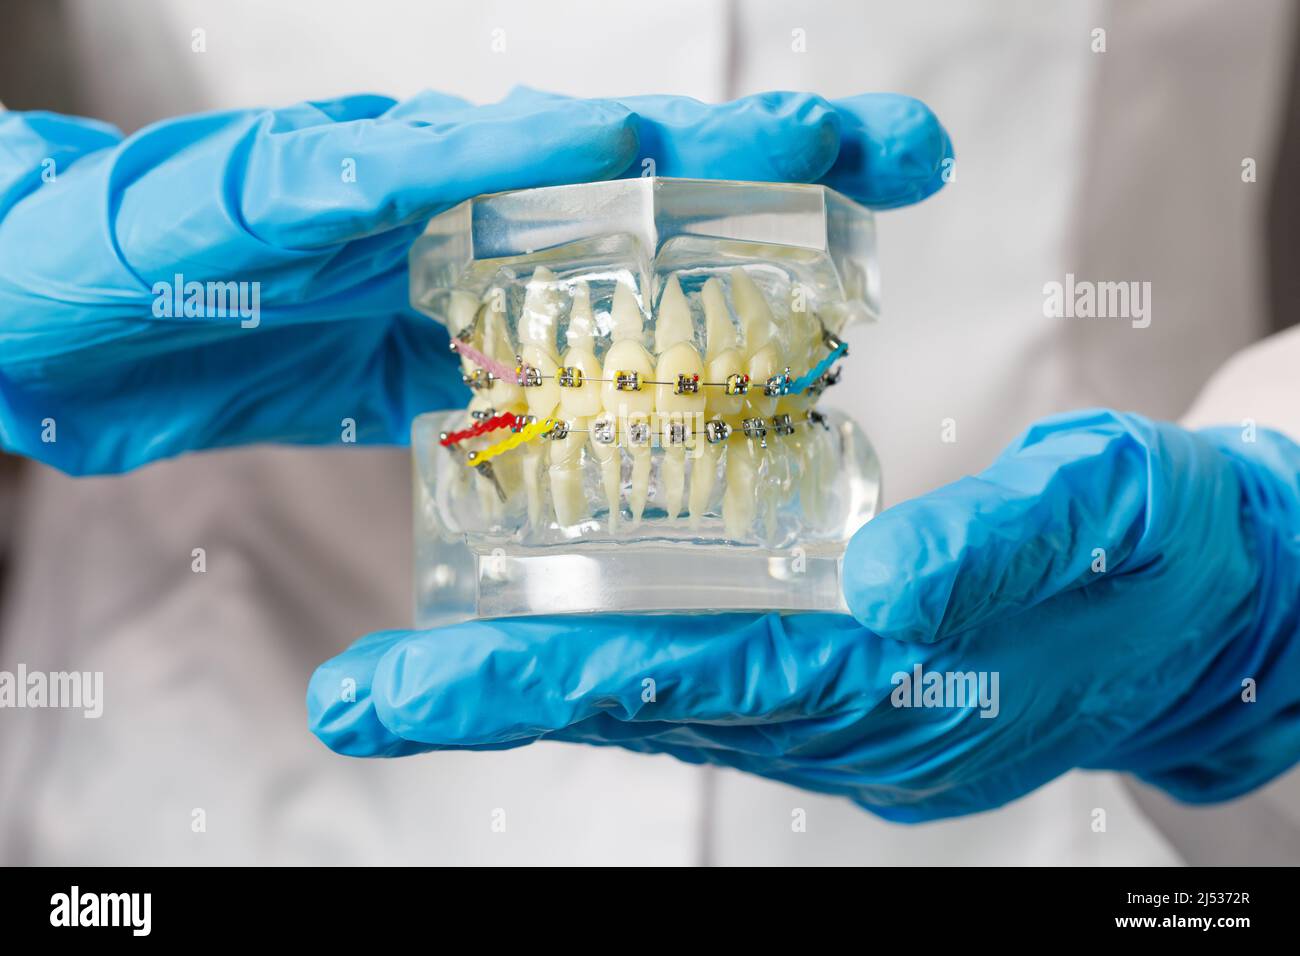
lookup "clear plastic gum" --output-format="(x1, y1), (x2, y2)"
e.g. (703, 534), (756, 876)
(410, 178), (882, 623)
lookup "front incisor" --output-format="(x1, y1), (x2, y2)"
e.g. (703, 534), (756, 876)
(601, 279), (655, 524)
(654, 275), (705, 519)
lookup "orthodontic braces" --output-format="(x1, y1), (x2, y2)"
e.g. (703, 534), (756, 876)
(457, 409), (831, 466)
(452, 343), (844, 398)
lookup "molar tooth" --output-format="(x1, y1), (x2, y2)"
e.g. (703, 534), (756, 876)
(601, 279), (655, 524)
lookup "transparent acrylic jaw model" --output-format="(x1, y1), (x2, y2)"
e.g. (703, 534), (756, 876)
(410, 178), (881, 625)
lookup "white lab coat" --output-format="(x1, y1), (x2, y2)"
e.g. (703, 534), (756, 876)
(1, 0), (1296, 864)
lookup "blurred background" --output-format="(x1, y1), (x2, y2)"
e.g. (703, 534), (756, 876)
(2, 0), (1299, 864)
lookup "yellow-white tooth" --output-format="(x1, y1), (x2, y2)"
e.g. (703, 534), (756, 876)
(724, 270), (782, 540)
(588, 414), (621, 532)
(652, 275), (704, 520)
(731, 268), (775, 354)
(549, 418), (588, 527)
(519, 267), (562, 527)
(608, 277), (645, 341)
(780, 300), (820, 529)
(692, 279), (740, 526)
(701, 277), (746, 419)
(627, 417), (652, 526)
(482, 294), (524, 410)
(601, 280), (654, 524)
(723, 438), (759, 540)
(746, 343), (782, 418)
(800, 424), (827, 528)
(521, 450), (546, 528)
(559, 282), (603, 418)
(703, 278), (738, 356)
(688, 441), (721, 528)
(662, 445), (685, 521)
(654, 274), (694, 354)
(762, 441), (792, 543)
(601, 281), (655, 416)
(520, 266), (562, 419)
(447, 290), (480, 340)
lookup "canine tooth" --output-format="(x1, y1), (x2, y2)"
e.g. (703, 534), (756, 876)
(608, 277), (645, 340)
(723, 269), (783, 540)
(559, 282), (603, 417)
(519, 267), (562, 527)
(731, 268), (775, 354)
(482, 293), (524, 409)
(654, 276), (705, 413)
(520, 266), (562, 418)
(702, 278), (738, 354)
(447, 290), (481, 340)
(691, 279), (741, 526)
(602, 280), (655, 524)
(654, 273), (694, 354)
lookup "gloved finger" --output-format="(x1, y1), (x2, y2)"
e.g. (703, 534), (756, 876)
(307, 630), (436, 757)
(842, 409), (1165, 644)
(820, 93), (952, 208)
(307, 629), (541, 757)
(613, 90), (842, 183)
(114, 95), (638, 270)
(0, 111), (123, 210)
(241, 95), (639, 249)
(364, 612), (920, 747)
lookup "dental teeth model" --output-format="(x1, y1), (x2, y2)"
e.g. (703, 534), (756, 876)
(410, 178), (881, 623)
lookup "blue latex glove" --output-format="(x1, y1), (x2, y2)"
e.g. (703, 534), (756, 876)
(0, 89), (949, 475)
(309, 411), (1300, 821)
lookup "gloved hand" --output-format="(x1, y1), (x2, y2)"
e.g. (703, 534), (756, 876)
(0, 89), (950, 475)
(309, 410), (1300, 821)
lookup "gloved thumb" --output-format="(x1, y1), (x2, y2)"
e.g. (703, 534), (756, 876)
(842, 409), (1161, 643)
